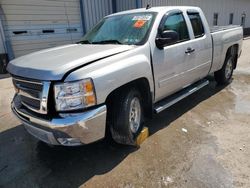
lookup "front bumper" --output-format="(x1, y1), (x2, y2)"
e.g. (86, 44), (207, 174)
(11, 97), (107, 146)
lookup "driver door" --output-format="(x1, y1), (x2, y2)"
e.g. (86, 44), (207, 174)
(152, 11), (196, 102)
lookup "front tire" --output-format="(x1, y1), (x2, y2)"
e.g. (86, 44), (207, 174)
(109, 88), (144, 146)
(214, 55), (234, 85)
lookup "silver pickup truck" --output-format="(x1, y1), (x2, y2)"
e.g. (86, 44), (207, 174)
(8, 6), (243, 146)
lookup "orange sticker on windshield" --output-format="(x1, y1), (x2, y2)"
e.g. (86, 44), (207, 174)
(133, 20), (147, 28)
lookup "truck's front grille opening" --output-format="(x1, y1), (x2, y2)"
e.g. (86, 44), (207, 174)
(13, 79), (43, 91)
(20, 95), (40, 110)
(12, 76), (50, 114)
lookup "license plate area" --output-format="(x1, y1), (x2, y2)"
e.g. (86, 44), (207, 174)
(24, 123), (59, 145)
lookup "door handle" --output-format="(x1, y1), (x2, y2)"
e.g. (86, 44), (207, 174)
(185, 47), (195, 54)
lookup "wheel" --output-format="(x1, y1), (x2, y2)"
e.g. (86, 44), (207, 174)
(214, 54), (234, 85)
(109, 88), (144, 146)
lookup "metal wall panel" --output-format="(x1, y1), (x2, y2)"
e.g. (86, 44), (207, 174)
(0, 19), (5, 54)
(0, 0), (83, 58)
(116, 0), (137, 12)
(0, 34), (5, 54)
(82, 0), (113, 32)
(141, 0), (250, 27)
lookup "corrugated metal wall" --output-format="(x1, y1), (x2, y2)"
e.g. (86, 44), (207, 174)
(0, 0), (83, 58)
(116, 0), (137, 12)
(82, 0), (113, 31)
(141, 0), (250, 27)
(0, 19), (5, 54)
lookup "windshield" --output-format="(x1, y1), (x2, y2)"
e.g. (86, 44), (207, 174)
(79, 12), (156, 45)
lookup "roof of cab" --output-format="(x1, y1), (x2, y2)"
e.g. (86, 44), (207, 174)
(107, 6), (201, 17)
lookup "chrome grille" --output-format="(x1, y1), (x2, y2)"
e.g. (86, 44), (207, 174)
(12, 77), (50, 114)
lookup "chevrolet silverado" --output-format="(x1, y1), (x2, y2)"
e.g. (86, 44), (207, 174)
(8, 6), (243, 146)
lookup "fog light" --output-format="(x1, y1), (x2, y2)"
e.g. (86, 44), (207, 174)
(57, 138), (83, 146)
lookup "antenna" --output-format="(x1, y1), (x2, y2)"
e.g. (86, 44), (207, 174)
(146, 4), (151, 10)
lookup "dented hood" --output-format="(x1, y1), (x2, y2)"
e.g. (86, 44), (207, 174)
(7, 44), (133, 80)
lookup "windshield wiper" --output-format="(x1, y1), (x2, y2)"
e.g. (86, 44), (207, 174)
(92, 40), (122, 45)
(77, 40), (91, 44)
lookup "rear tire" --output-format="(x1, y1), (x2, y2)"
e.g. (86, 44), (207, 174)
(109, 87), (144, 146)
(214, 54), (234, 85)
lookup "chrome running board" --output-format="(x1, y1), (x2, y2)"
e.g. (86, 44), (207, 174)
(154, 79), (209, 113)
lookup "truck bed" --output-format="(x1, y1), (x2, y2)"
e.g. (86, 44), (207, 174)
(209, 25), (243, 73)
(210, 25), (241, 33)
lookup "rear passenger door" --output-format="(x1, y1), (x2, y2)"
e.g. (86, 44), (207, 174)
(186, 11), (213, 82)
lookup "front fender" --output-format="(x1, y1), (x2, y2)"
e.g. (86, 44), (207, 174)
(64, 44), (154, 104)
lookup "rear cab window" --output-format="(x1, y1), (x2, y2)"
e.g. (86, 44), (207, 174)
(187, 12), (205, 38)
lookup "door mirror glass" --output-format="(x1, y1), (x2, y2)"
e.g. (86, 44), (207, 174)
(155, 30), (179, 49)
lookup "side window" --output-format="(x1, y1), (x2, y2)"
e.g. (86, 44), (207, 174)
(229, 13), (234, 25)
(187, 12), (205, 38)
(241, 13), (246, 27)
(213, 13), (218, 26)
(163, 13), (189, 42)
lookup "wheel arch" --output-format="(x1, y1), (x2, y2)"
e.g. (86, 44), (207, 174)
(105, 77), (153, 119)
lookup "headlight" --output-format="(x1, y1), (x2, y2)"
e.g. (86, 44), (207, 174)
(54, 79), (96, 111)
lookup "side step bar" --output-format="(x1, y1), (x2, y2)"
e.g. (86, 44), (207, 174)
(154, 79), (209, 113)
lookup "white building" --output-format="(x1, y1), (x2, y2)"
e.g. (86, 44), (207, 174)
(0, 0), (249, 63)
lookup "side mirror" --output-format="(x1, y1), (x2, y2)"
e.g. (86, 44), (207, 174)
(155, 30), (179, 49)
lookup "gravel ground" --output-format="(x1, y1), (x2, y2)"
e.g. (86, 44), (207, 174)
(0, 40), (250, 188)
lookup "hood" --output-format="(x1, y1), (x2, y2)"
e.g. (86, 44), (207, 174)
(7, 44), (133, 80)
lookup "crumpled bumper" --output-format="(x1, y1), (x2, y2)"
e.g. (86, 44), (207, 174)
(11, 97), (107, 146)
